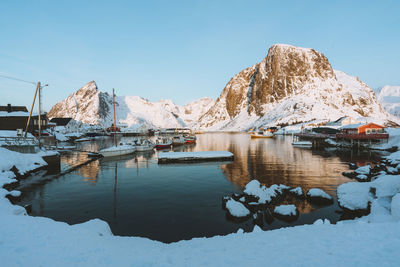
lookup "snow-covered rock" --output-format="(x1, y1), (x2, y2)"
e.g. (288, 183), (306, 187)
(0, 147), (47, 175)
(195, 44), (397, 131)
(273, 204), (299, 222)
(337, 182), (372, 212)
(306, 188), (333, 205)
(7, 190), (21, 197)
(243, 180), (287, 204)
(289, 187), (304, 198)
(356, 174), (369, 182)
(355, 165), (371, 175)
(371, 175), (400, 198)
(225, 198), (251, 218)
(274, 205), (297, 216)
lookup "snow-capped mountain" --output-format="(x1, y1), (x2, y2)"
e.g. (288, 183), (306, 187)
(48, 81), (112, 125)
(48, 81), (215, 129)
(195, 44), (396, 130)
(375, 85), (400, 117)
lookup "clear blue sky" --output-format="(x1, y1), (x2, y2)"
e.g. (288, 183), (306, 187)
(0, 0), (399, 111)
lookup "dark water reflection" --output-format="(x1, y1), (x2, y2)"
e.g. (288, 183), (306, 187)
(16, 133), (385, 243)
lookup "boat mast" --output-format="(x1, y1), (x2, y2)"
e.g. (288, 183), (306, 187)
(113, 88), (117, 147)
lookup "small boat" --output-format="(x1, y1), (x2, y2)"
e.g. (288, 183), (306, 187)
(172, 135), (186, 146)
(292, 141), (312, 148)
(99, 144), (136, 157)
(155, 137), (172, 149)
(291, 133), (312, 148)
(250, 130), (275, 138)
(135, 139), (155, 151)
(185, 136), (196, 144)
(75, 137), (91, 142)
(99, 88), (136, 157)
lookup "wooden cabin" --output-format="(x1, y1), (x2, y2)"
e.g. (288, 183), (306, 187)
(0, 104), (48, 132)
(337, 123), (388, 140)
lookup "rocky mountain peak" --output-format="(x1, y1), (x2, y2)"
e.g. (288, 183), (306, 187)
(196, 44), (396, 130)
(75, 80), (98, 97)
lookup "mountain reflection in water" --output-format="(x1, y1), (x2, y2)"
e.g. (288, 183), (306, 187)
(16, 133), (385, 243)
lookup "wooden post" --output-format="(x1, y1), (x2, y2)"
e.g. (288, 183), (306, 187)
(113, 88), (117, 147)
(24, 82), (40, 137)
(38, 82), (42, 148)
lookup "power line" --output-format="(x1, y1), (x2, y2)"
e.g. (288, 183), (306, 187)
(0, 73), (36, 85)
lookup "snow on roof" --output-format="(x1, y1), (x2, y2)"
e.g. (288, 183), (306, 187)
(0, 130), (34, 138)
(339, 123), (364, 129)
(0, 111), (45, 117)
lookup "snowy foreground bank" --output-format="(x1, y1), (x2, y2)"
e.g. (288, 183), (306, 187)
(1, 149), (400, 266)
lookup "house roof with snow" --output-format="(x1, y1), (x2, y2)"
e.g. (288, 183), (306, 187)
(0, 104), (28, 113)
(339, 123), (364, 130)
(49, 118), (73, 126)
(339, 122), (385, 130)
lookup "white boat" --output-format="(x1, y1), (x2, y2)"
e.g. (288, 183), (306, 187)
(75, 137), (91, 142)
(155, 137), (172, 149)
(99, 144), (136, 157)
(291, 133), (312, 148)
(99, 88), (137, 157)
(135, 139), (155, 151)
(292, 141), (313, 148)
(172, 135), (186, 146)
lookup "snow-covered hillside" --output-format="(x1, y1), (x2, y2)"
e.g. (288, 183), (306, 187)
(48, 82), (215, 129)
(195, 44), (397, 131)
(376, 85), (400, 117)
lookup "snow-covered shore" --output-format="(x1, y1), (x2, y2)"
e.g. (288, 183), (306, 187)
(1, 147), (400, 266)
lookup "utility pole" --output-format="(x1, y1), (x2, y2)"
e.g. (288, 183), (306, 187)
(25, 82), (40, 137)
(38, 81), (42, 148)
(24, 82), (48, 148)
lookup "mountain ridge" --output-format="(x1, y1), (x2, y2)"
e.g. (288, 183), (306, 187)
(195, 44), (397, 130)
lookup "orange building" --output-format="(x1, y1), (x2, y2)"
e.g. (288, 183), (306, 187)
(337, 123), (388, 140)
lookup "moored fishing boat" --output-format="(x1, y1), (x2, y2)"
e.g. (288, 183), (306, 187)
(99, 144), (136, 157)
(184, 135), (196, 144)
(172, 135), (186, 146)
(292, 140), (312, 148)
(135, 139), (155, 151)
(99, 88), (136, 157)
(291, 133), (312, 148)
(155, 137), (172, 149)
(250, 130), (275, 138)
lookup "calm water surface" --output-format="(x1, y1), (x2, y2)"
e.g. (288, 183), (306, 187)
(16, 133), (385, 242)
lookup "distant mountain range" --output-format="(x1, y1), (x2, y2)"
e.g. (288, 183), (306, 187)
(47, 81), (214, 129)
(375, 85), (400, 117)
(48, 44), (399, 130)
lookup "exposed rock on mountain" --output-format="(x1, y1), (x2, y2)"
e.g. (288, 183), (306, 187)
(376, 85), (400, 117)
(48, 81), (112, 125)
(48, 82), (215, 129)
(195, 44), (396, 130)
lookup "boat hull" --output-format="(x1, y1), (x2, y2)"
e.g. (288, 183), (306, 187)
(136, 146), (154, 152)
(250, 134), (274, 138)
(99, 147), (136, 157)
(155, 144), (171, 149)
(292, 141), (312, 148)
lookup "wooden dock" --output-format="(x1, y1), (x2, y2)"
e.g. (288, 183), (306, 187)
(158, 151), (234, 163)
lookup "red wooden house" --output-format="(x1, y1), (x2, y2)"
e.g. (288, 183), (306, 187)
(336, 123), (389, 140)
